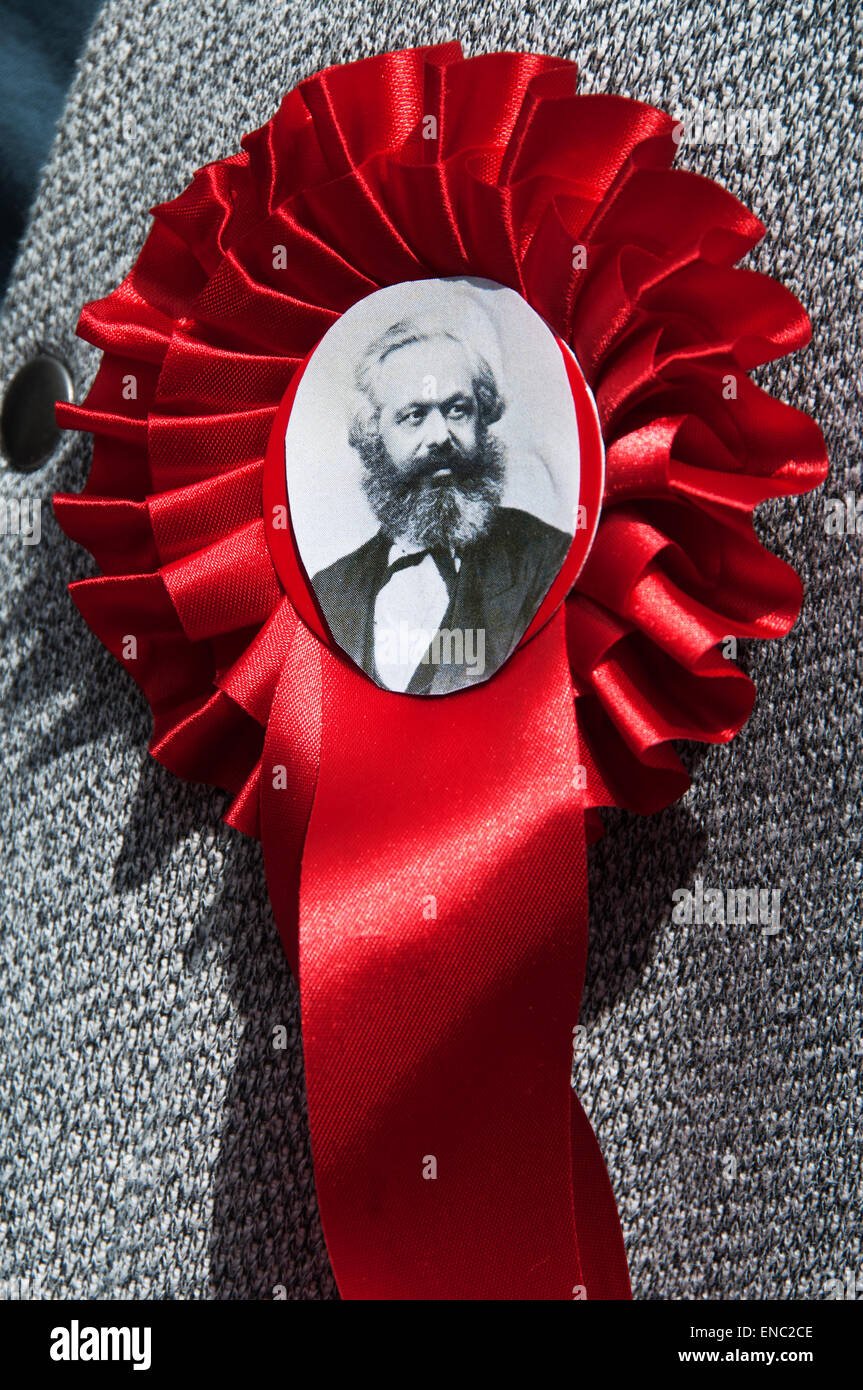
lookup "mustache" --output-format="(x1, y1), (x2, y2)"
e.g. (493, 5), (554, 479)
(357, 429), (505, 550)
(361, 434), (504, 504)
(399, 439), (484, 485)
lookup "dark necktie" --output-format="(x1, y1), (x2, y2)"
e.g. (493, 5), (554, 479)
(384, 548), (459, 603)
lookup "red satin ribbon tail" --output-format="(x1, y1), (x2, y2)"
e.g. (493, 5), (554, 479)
(570, 1089), (632, 1299)
(278, 610), (631, 1299)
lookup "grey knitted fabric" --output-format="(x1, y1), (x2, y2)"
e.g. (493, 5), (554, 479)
(0, 0), (859, 1301)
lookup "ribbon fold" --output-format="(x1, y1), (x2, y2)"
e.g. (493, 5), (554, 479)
(52, 42), (827, 1300)
(291, 609), (629, 1298)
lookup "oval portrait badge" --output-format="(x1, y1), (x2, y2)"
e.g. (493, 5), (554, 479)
(264, 277), (603, 695)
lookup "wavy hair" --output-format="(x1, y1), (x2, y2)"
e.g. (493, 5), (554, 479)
(348, 320), (505, 451)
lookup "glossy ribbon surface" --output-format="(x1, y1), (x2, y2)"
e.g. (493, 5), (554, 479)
(53, 43), (827, 1299)
(294, 611), (627, 1298)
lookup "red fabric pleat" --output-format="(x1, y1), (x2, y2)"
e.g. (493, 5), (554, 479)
(53, 43), (827, 832)
(260, 620), (322, 979)
(52, 44), (829, 1301)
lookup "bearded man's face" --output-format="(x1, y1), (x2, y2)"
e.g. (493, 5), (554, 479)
(356, 337), (504, 550)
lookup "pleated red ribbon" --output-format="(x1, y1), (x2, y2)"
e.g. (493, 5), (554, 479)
(52, 43), (827, 1300)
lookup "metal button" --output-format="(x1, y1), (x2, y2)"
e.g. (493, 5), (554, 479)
(1, 355), (74, 472)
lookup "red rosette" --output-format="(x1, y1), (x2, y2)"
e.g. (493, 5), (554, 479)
(54, 42), (827, 847)
(53, 43), (828, 1300)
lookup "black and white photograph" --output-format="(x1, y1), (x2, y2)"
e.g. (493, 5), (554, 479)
(284, 277), (583, 694)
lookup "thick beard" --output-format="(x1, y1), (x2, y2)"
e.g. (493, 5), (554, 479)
(358, 430), (505, 551)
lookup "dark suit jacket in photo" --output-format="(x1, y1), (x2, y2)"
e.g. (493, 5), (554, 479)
(310, 506), (573, 694)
